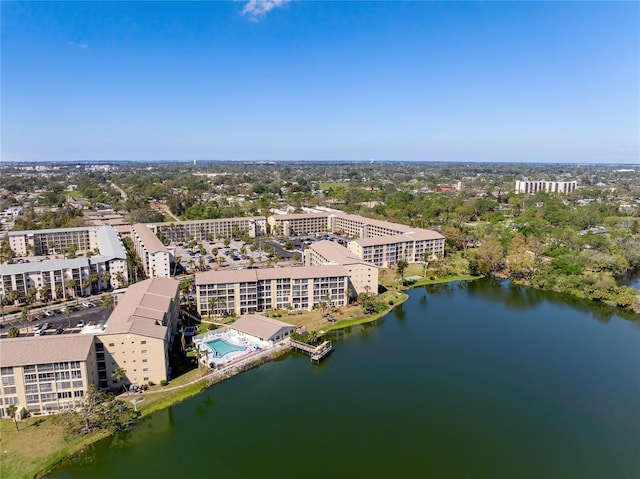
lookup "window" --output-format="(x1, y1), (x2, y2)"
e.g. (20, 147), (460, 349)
(141, 340), (147, 345)
(109, 343), (115, 347)
(73, 390), (84, 398)
(1, 377), (15, 387)
(143, 368), (148, 372)
(1, 367), (13, 376)
(142, 359), (148, 363)
(141, 350), (147, 354)
(4, 396), (18, 406)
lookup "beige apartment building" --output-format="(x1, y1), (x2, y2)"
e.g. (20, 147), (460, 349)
(95, 277), (180, 389)
(347, 230), (445, 268)
(0, 277), (180, 417)
(304, 240), (378, 295)
(131, 223), (172, 278)
(269, 211), (445, 267)
(195, 265), (349, 316)
(148, 216), (266, 242)
(0, 335), (97, 417)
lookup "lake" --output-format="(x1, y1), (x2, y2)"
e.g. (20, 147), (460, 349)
(49, 280), (640, 478)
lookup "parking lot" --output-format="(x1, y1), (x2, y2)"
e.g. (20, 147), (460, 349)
(0, 303), (111, 339)
(171, 237), (302, 272)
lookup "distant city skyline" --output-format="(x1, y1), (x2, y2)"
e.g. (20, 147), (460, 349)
(2, 1), (638, 164)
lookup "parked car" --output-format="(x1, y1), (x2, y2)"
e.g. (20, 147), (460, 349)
(82, 302), (95, 308)
(44, 311), (54, 317)
(76, 320), (86, 328)
(55, 327), (64, 334)
(27, 315), (37, 321)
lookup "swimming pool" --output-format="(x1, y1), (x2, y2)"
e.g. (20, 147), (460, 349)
(205, 338), (247, 358)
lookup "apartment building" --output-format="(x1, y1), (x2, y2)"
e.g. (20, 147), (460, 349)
(195, 265), (349, 316)
(515, 180), (577, 195)
(347, 230), (445, 268)
(96, 277), (180, 389)
(0, 277), (180, 417)
(131, 224), (172, 278)
(9, 227), (96, 257)
(267, 213), (330, 237)
(1, 226), (128, 302)
(148, 216), (266, 243)
(269, 211), (445, 267)
(0, 335), (97, 417)
(305, 240), (378, 295)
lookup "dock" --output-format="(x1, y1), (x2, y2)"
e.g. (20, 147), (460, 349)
(289, 339), (333, 363)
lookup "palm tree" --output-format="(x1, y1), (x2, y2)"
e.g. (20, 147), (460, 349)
(64, 306), (71, 328)
(55, 284), (64, 301)
(39, 287), (50, 306)
(207, 296), (226, 319)
(7, 290), (19, 306)
(101, 294), (114, 310)
(81, 280), (90, 297)
(103, 271), (111, 290)
(6, 404), (19, 432)
(111, 367), (128, 395)
(65, 279), (76, 300)
(89, 272), (100, 294)
(172, 255), (182, 276)
(396, 260), (408, 282)
(26, 286), (37, 305)
(114, 271), (126, 288)
(193, 346), (204, 377)
(421, 252), (430, 276)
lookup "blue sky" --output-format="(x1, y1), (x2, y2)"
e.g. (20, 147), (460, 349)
(2, 1), (638, 163)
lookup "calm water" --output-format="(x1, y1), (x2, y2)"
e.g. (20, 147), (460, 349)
(50, 280), (640, 479)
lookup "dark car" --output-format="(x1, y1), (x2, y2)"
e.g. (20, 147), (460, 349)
(55, 327), (64, 334)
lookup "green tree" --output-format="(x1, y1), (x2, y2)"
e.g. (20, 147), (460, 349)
(66, 279), (76, 300)
(396, 260), (408, 281)
(173, 255), (182, 276)
(7, 326), (20, 338)
(111, 367), (128, 395)
(6, 404), (19, 432)
(208, 296), (226, 319)
(101, 294), (114, 310)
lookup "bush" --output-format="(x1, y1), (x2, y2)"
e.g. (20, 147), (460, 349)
(388, 300), (394, 305)
(148, 381), (155, 387)
(160, 380), (168, 386)
(207, 324), (217, 330)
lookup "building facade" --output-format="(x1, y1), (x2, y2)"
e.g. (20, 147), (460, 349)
(131, 224), (172, 278)
(304, 240), (379, 295)
(148, 216), (266, 243)
(0, 277), (180, 418)
(515, 180), (577, 195)
(195, 265), (349, 316)
(1, 226), (129, 302)
(347, 230), (445, 268)
(0, 335), (97, 417)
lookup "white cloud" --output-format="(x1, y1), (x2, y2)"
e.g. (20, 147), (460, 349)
(242, 0), (290, 22)
(69, 41), (89, 49)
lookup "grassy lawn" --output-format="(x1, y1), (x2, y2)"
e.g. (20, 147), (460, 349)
(1, 415), (110, 479)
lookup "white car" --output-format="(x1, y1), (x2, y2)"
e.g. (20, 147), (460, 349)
(76, 320), (86, 328)
(81, 302), (95, 308)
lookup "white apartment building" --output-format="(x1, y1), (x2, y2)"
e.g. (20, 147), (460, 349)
(148, 216), (266, 243)
(195, 265), (349, 316)
(304, 240), (378, 295)
(131, 224), (172, 278)
(515, 180), (577, 195)
(1, 226), (129, 302)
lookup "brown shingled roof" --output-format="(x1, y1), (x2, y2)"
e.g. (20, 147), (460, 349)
(195, 265), (348, 285)
(230, 314), (296, 341)
(0, 335), (95, 367)
(104, 277), (178, 339)
(132, 223), (168, 253)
